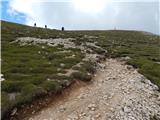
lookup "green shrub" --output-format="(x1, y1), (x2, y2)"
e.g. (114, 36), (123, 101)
(47, 53), (64, 60)
(31, 77), (45, 85)
(127, 57), (160, 89)
(22, 84), (46, 96)
(82, 61), (96, 74)
(57, 57), (82, 69)
(41, 81), (61, 92)
(2, 81), (27, 93)
(18, 84), (46, 104)
(9, 67), (29, 74)
(71, 72), (92, 81)
(48, 74), (71, 80)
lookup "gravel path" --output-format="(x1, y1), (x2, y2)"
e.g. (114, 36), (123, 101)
(28, 59), (160, 120)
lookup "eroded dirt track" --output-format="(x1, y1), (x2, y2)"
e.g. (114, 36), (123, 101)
(28, 59), (160, 120)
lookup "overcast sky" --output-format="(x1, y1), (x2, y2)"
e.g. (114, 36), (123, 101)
(1, 0), (160, 34)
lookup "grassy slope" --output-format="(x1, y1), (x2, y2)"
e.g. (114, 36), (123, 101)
(68, 30), (160, 87)
(1, 21), (160, 119)
(1, 21), (86, 118)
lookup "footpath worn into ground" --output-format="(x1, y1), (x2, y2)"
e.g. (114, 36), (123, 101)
(28, 59), (160, 120)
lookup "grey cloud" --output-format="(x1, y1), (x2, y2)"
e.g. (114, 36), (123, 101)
(113, 2), (159, 34)
(29, 1), (159, 34)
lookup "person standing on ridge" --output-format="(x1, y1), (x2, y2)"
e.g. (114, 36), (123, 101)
(62, 27), (64, 31)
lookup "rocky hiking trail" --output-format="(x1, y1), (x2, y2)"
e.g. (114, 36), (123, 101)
(28, 59), (160, 120)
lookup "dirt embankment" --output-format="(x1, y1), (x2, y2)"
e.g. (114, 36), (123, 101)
(25, 59), (160, 120)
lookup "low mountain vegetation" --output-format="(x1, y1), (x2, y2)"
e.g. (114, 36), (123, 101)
(1, 20), (160, 119)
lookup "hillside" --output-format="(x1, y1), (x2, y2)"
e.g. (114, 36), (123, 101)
(1, 20), (160, 120)
(29, 59), (160, 120)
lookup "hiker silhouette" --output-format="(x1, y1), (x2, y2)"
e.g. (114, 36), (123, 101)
(62, 27), (64, 31)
